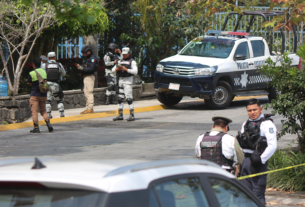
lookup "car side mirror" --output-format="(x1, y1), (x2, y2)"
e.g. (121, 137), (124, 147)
(234, 54), (247, 61)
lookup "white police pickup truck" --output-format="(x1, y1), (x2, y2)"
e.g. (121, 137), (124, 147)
(154, 30), (300, 109)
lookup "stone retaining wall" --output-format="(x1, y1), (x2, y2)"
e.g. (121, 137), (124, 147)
(0, 84), (151, 124)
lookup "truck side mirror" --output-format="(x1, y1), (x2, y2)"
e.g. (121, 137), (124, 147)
(234, 54), (247, 61)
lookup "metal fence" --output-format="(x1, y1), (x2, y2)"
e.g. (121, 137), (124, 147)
(56, 7), (305, 59)
(56, 37), (84, 59)
(209, 6), (304, 53)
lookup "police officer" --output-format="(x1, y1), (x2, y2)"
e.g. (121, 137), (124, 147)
(103, 43), (121, 105)
(76, 45), (99, 114)
(112, 47), (138, 121)
(237, 98), (277, 204)
(195, 116), (244, 173)
(41, 52), (66, 118)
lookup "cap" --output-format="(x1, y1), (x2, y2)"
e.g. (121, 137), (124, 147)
(122, 47), (130, 55)
(212, 116), (233, 124)
(47, 52), (56, 57)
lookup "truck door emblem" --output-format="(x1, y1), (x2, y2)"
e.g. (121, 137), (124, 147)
(174, 68), (180, 75)
(240, 71), (248, 88)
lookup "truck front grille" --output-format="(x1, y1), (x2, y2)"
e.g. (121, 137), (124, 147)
(160, 78), (192, 86)
(163, 67), (195, 76)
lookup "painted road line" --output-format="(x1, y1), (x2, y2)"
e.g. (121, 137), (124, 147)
(0, 95), (265, 132)
(0, 105), (170, 132)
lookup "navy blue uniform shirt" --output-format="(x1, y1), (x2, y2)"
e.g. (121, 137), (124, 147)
(82, 53), (99, 76)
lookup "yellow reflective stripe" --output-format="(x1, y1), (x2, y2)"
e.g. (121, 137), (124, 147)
(237, 163), (305, 180)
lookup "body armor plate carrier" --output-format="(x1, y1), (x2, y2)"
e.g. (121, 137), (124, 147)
(200, 132), (233, 168)
(105, 52), (120, 70)
(117, 58), (134, 77)
(237, 114), (274, 154)
(46, 62), (60, 82)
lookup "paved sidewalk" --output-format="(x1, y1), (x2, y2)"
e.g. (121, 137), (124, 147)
(24, 95), (265, 122)
(266, 189), (305, 206)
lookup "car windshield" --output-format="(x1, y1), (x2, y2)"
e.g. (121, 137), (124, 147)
(0, 187), (106, 207)
(180, 38), (235, 58)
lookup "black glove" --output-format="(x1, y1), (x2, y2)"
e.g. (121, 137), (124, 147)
(250, 149), (262, 174)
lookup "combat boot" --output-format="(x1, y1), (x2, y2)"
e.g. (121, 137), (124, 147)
(30, 123), (40, 133)
(60, 111), (65, 117)
(45, 120), (53, 132)
(80, 109), (88, 115)
(127, 109), (135, 122)
(83, 109), (94, 114)
(113, 109), (123, 121)
(105, 96), (110, 105)
(48, 112), (53, 119)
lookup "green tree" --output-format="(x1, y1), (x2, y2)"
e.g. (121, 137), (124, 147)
(122, 0), (215, 80)
(259, 45), (305, 151)
(21, 0), (105, 26)
(0, 0), (108, 95)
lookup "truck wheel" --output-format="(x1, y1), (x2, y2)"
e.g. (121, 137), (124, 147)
(268, 87), (279, 101)
(205, 81), (233, 109)
(156, 91), (183, 106)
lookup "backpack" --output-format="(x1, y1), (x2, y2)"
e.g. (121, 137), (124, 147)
(34, 70), (50, 93)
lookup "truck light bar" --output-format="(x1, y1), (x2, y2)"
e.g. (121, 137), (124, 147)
(228, 32), (249, 36)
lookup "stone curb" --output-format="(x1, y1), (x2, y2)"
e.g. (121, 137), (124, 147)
(266, 196), (305, 205)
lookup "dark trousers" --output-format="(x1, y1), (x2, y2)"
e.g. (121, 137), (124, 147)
(240, 156), (268, 204)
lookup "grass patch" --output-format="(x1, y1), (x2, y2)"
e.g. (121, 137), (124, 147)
(267, 149), (305, 191)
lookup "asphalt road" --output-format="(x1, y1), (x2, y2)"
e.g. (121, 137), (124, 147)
(0, 96), (297, 160)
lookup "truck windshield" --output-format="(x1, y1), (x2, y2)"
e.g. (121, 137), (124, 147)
(0, 187), (106, 207)
(180, 38), (235, 58)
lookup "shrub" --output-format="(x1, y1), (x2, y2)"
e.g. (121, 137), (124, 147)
(267, 150), (305, 191)
(259, 43), (305, 152)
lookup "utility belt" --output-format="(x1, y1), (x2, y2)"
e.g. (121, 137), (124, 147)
(83, 74), (95, 78)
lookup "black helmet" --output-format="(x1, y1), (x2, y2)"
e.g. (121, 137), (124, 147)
(108, 43), (119, 50)
(81, 45), (92, 53)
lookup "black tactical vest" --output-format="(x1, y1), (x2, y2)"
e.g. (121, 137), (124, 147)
(117, 58), (134, 77)
(46, 62), (60, 82)
(200, 132), (234, 168)
(237, 116), (273, 154)
(105, 52), (120, 70)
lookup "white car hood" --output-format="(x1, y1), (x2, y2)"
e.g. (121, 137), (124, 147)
(160, 55), (227, 68)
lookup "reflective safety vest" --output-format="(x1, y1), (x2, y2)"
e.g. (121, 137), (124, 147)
(29, 68), (47, 81)
(46, 62), (60, 82)
(200, 132), (234, 168)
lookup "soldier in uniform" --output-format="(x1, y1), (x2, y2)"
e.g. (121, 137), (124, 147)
(112, 47), (138, 121)
(41, 52), (66, 118)
(237, 98), (277, 204)
(195, 116), (244, 174)
(103, 43), (121, 105)
(76, 45), (99, 114)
